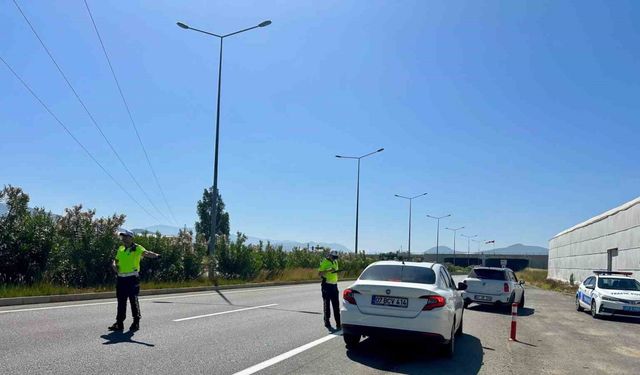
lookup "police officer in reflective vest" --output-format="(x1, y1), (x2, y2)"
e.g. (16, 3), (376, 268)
(108, 229), (160, 332)
(318, 250), (341, 330)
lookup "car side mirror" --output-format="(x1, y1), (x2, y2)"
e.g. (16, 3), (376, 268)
(457, 282), (468, 291)
(519, 280), (525, 285)
(586, 285), (594, 290)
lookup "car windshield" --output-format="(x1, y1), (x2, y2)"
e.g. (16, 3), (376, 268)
(597, 278), (640, 291)
(469, 268), (506, 280)
(359, 265), (436, 284)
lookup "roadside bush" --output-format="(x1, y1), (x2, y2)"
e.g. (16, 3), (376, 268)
(0, 186), (57, 284)
(48, 205), (125, 287)
(215, 233), (262, 279)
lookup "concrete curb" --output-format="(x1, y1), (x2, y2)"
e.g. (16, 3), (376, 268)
(0, 278), (358, 307)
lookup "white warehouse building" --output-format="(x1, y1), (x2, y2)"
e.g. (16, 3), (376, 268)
(549, 197), (640, 282)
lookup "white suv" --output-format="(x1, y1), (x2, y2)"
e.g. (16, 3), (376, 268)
(340, 261), (467, 357)
(462, 267), (525, 309)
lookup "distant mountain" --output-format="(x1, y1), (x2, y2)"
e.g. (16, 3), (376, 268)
(424, 243), (548, 256)
(483, 243), (548, 255)
(130, 224), (349, 251)
(132, 225), (191, 236)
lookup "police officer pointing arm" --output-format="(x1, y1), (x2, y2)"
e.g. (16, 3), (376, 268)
(108, 229), (159, 332)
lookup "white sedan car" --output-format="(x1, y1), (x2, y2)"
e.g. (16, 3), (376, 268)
(340, 261), (467, 357)
(576, 270), (640, 319)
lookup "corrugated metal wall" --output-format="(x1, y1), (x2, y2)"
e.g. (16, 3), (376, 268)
(548, 200), (640, 282)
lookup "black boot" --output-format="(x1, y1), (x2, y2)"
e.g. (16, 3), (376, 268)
(129, 320), (140, 332)
(108, 322), (124, 331)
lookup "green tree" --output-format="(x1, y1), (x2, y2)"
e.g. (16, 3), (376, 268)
(195, 187), (230, 242)
(0, 185), (57, 284)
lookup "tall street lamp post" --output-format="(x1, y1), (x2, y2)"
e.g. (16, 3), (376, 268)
(461, 234), (478, 267)
(445, 226), (465, 266)
(336, 148), (384, 254)
(426, 214), (451, 263)
(176, 20), (271, 258)
(394, 192), (428, 261)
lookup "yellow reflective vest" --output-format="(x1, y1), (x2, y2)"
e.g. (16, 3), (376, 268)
(115, 244), (145, 274)
(318, 258), (339, 284)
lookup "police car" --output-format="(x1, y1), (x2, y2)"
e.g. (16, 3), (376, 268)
(576, 270), (640, 319)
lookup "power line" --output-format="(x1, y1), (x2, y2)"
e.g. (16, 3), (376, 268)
(83, 0), (179, 226)
(0, 55), (159, 222)
(11, 0), (170, 224)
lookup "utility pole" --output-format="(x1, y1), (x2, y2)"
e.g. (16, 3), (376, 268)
(445, 226), (465, 266)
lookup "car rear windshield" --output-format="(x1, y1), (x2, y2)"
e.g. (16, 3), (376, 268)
(359, 265), (436, 284)
(597, 278), (640, 291)
(468, 268), (506, 280)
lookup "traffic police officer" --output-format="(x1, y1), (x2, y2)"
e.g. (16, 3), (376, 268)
(318, 250), (341, 330)
(108, 229), (160, 332)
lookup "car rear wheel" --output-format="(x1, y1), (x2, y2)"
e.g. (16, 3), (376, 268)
(591, 300), (599, 319)
(576, 296), (584, 311)
(343, 333), (360, 349)
(440, 322), (456, 358)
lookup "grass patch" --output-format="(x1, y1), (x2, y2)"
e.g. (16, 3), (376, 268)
(0, 283), (112, 298)
(0, 267), (363, 299)
(516, 268), (578, 294)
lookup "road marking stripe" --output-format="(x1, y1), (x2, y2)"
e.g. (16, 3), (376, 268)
(0, 301), (116, 314)
(173, 303), (278, 322)
(0, 284), (313, 314)
(232, 332), (341, 375)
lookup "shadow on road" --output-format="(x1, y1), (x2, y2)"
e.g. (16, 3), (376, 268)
(466, 304), (535, 317)
(598, 315), (640, 324)
(101, 331), (155, 347)
(345, 334), (483, 375)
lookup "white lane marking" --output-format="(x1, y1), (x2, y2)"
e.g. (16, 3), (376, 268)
(173, 303), (278, 322)
(0, 301), (116, 314)
(232, 332), (341, 375)
(0, 284), (314, 314)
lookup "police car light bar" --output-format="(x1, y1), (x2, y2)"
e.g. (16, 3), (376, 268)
(593, 270), (633, 276)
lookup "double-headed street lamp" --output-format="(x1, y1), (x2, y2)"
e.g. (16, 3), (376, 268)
(394, 193), (427, 261)
(176, 20), (271, 258)
(445, 226), (464, 266)
(426, 214), (451, 263)
(336, 148), (384, 254)
(460, 233), (478, 267)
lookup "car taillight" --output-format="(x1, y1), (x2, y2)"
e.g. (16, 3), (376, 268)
(343, 288), (358, 305)
(420, 295), (446, 310)
(504, 283), (509, 293)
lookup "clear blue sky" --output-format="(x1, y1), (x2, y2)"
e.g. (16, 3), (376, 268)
(2, 0), (639, 252)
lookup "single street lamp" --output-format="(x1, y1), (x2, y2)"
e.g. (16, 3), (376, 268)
(461, 233), (478, 267)
(336, 148), (384, 254)
(426, 214), (451, 263)
(445, 226), (464, 266)
(176, 20), (271, 258)
(394, 192), (427, 261)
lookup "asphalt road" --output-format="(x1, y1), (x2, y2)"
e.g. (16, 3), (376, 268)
(1, 277), (639, 375)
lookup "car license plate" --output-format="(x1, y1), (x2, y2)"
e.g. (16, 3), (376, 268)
(623, 306), (640, 312)
(475, 295), (492, 301)
(371, 295), (408, 308)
